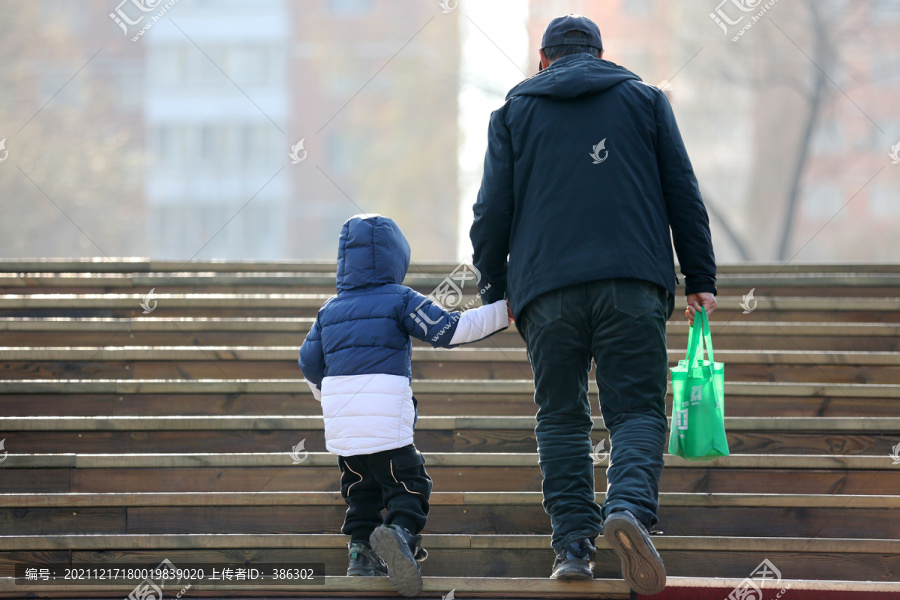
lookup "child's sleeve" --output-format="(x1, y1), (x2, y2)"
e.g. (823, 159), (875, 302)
(298, 319), (325, 401)
(400, 289), (508, 348)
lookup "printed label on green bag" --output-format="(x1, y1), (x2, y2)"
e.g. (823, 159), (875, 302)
(690, 385), (702, 405)
(674, 408), (688, 431)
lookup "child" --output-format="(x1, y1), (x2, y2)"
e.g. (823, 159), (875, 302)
(298, 214), (509, 597)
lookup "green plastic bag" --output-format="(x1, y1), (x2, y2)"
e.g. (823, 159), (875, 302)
(668, 306), (729, 461)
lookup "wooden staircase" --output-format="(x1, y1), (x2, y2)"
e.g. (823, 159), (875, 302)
(1, 260), (899, 598)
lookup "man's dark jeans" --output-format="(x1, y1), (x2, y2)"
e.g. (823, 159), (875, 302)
(517, 278), (673, 552)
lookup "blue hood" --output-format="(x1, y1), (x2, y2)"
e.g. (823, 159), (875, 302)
(506, 54), (640, 101)
(336, 215), (411, 292)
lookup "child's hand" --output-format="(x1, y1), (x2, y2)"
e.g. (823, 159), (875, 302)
(506, 299), (514, 324)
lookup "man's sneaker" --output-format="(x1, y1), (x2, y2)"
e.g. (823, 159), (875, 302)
(369, 525), (424, 597)
(603, 510), (666, 595)
(550, 538), (596, 580)
(346, 541), (387, 577)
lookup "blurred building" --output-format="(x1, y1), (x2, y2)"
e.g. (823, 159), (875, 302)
(791, 0), (900, 261)
(1, 0), (459, 262)
(2, 0), (893, 263)
(0, 0), (148, 257)
(290, 0), (461, 261)
(144, 0), (289, 260)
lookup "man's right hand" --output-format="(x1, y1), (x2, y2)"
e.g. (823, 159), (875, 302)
(685, 292), (717, 326)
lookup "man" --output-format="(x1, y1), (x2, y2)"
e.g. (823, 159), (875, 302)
(469, 14), (718, 596)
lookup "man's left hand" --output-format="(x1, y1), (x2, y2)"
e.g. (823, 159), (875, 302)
(685, 292), (717, 326)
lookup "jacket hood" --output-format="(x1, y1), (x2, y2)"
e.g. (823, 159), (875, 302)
(506, 54), (640, 101)
(336, 214), (411, 292)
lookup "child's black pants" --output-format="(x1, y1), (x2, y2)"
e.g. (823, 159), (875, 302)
(338, 443), (432, 543)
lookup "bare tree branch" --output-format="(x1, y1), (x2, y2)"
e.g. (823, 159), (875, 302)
(702, 191), (753, 261)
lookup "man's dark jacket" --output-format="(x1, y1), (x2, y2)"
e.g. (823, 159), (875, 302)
(470, 53), (717, 317)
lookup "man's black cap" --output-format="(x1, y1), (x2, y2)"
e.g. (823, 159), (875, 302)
(540, 14), (603, 50)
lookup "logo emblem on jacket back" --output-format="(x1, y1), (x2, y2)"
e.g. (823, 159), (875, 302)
(589, 139), (609, 164)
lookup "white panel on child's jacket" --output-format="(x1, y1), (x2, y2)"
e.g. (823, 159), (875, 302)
(320, 373), (415, 456)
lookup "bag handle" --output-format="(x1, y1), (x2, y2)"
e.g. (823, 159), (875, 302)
(700, 306), (715, 367)
(687, 307), (713, 376)
(684, 307), (702, 368)
(698, 306), (723, 416)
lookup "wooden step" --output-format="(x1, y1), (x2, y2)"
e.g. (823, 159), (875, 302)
(1, 378), (896, 397)
(3, 490), (898, 508)
(3, 271), (899, 299)
(5, 465), (895, 495)
(0, 414), (893, 434)
(0, 427), (893, 456)
(0, 533), (895, 581)
(0, 492), (895, 540)
(3, 346), (899, 384)
(0, 452), (893, 470)
(0, 416), (893, 456)
(12, 532), (894, 552)
(5, 271), (900, 285)
(2, 294), (899, 322)
(0, 575), (632, 599)
(1, 380), (897, 421)
(1, 259), (898, 273)
(4, 318), (900, 351)
(2, 575), (897, 599)
(0, 391), (895, 419)
(3, 293), (899, 312)
(0, 259), (445, 274)
(9, 347), (900, 365)
(3, 415), (894, 432)
(0, 460), (900, 495)
(6, 317), (899, 336)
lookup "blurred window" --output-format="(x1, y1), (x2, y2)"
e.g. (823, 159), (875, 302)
(871, 55), (900, 87)
(150, 45), (189, 86)
(116, 69), (143, 109)
(231, 45), (284, 87)
(532, 0), (572, 18)
(196, 46), (226, 87)
(811, 119), (845, 155)
(872, 0), (900, 23)
(328, 0), (373, 16)
(154, 125), (188, 165)
(327, 131), (357, 176)
(623, 0), (653, 17)
(869, 185), (900, 218)
(803, 185), (845, 219)
(198, 125), (222, 165)
(40, 69), (83, 106)
(239, 123), (279, 165)
(41, 0), (87, 33)
(820, 0), (848, 14)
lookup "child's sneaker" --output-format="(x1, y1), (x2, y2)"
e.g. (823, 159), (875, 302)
(369, 524), (424, 597)
(346, 541), (387, 577)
